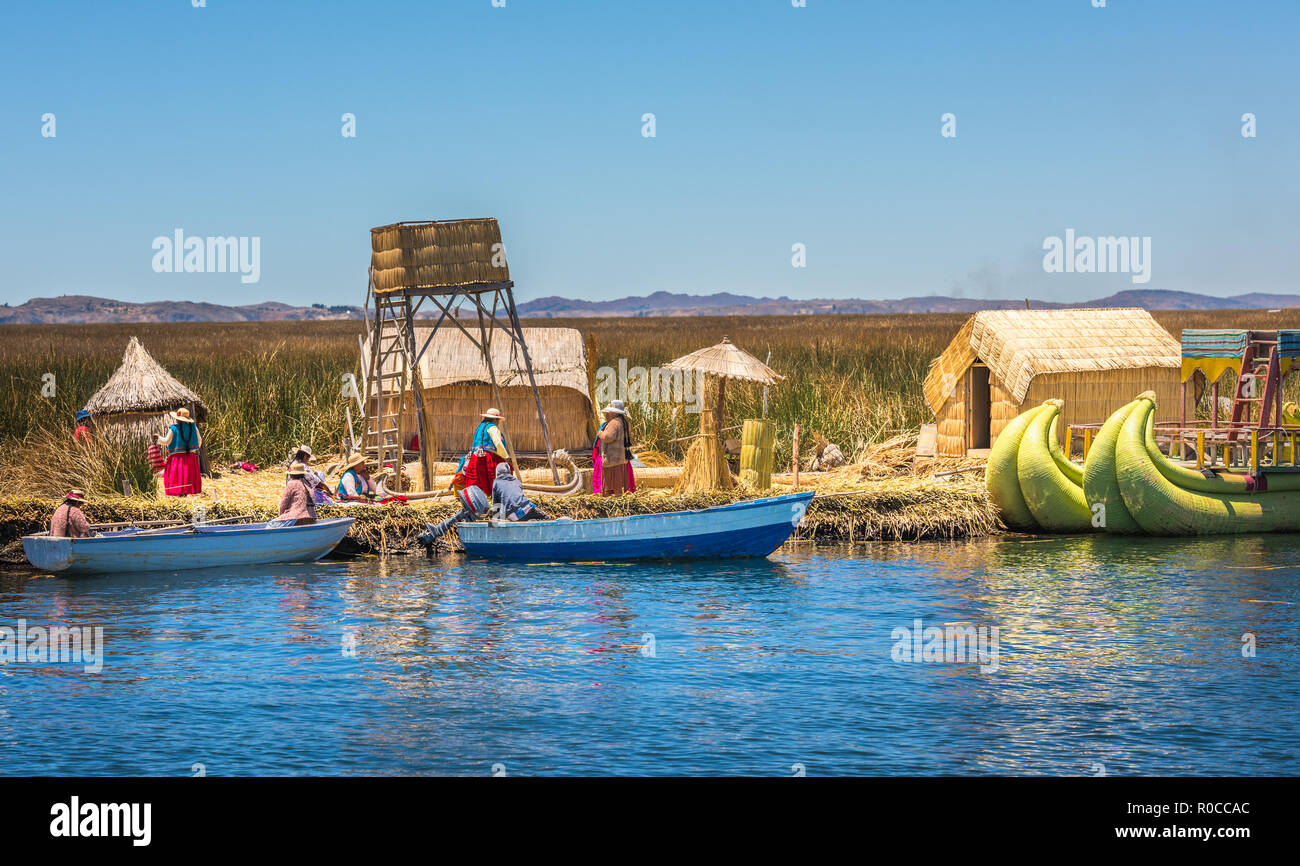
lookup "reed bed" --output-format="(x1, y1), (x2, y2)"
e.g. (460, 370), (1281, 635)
(0, 310), (1295, 486)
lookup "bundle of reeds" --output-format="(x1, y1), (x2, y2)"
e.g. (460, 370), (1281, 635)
(672, 404), (732, 493)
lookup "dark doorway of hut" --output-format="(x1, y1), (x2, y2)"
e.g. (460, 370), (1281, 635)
(967, 364), (991, 452)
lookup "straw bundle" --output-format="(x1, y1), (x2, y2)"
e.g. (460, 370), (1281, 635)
(672, 400), (733, 493)
(370, 219), (509, 293)
(82, 337), (208, 442)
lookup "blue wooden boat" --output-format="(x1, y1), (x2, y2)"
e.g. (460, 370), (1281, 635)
(21, 517), (355, 575)
(455, 491), (814, 561)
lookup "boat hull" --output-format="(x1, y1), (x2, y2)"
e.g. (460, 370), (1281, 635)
(21, 518), (355, 575)
(456, 492), (814, 561)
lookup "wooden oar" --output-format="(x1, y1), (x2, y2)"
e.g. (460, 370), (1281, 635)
(89, 518), (187, 530)
(123, 514), (256, 538)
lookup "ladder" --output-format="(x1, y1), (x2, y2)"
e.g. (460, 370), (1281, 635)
(1226, 331), (1281, 443)
(364, 292), (429, 492)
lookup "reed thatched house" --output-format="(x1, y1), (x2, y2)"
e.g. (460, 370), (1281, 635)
(923, 308), (1193, 456)
(362, 326), (593, 456)
(82, 336), (208, 442)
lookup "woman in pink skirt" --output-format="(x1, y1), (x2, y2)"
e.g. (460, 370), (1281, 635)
(159, 407), (203, 496)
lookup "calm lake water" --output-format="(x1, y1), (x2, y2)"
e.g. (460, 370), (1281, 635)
(2, 535), (1298, 776)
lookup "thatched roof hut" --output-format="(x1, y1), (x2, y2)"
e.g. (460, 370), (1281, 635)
(362, 326), (592, 456)
(923, 308), (1194, 456)
(82, 337), (208, 441)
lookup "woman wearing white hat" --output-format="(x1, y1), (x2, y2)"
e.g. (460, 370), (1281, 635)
(288, 444), (331, 504)
(158, 407), (203, 496)
(595, 400), (635, 495)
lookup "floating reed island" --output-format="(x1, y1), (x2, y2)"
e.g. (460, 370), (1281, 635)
(0, 483), (998, 567)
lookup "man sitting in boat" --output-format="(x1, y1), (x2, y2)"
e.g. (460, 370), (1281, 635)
(491, 463), (549, 522)
(337, 453), (377, 500)
(270, 462), (318, 527)
(159, 408), (202, 496)
(50, 489), (94, 538)
(415, 484), (491, 554)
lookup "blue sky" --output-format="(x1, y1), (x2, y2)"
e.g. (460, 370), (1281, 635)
(1, 0), (1297, 307)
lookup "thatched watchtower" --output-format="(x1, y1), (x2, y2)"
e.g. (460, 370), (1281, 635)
(82, 336), (208, 441)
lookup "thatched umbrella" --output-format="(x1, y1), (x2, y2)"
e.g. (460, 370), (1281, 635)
(82, 337), (209, 442)
(665, 336), (783, 433)
(665, 336), (783, 492)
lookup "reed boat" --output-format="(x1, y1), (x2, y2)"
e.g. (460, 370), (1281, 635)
(455, 491), (813, 561)
(22, 517), (354, 575)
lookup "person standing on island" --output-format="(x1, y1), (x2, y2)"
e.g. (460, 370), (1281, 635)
(159, 407), (202, 496)
(596, 400), (634, 495)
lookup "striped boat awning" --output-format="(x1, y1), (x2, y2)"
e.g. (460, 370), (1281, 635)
(1180, 329), (1247, 383)
(1280, 330), (1300, 358)
(1181, 329), (1249, 357)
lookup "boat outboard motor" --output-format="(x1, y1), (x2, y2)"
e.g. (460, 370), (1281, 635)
(417, 485), (491, 555)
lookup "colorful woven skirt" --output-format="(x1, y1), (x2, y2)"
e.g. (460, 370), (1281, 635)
(163, 452), (202, 496)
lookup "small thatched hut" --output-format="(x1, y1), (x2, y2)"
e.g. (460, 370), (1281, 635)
(82, 337), (208, 441)
(923, 308), (1194, 456)
(362, 326), (593, 456)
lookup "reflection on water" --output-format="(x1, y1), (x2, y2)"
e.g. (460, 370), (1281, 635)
(1, 535), (1298, 776)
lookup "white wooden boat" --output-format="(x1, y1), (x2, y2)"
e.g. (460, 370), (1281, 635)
(455, 492), (813, 561)
(21, 518), (354, 575)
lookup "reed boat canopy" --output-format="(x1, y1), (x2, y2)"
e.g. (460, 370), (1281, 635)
(82, 336), (209, 422)
(923, 308), (1182, 413)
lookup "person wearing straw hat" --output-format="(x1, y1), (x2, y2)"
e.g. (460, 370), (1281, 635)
(455, 408), (514, 499)
(595, 400), (635, 495)
(288, 444), (331, 504)
(50, 489), (94, 538)
(158, 407), (203, 496)
(336, 453), (377, 501)
(271, 462), (318, 527)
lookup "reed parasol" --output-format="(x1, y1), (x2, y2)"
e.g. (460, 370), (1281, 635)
(665, 336), (783, 433)
(665, 336), (783, 492)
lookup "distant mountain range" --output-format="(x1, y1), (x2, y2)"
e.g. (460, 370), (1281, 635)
(1, 290), (1297, 324)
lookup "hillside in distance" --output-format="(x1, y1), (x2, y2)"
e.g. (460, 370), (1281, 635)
(1, 289), (1296, 323)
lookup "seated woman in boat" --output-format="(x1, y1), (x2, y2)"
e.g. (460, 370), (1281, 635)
(594, 400), (635, 495)
(336, 453), (377, 501)
(270, 462), (318, 527)
(288, 444), (333, 504)
(491, 463), (549, 521)
(50, 489), (94, 538)
(159, 408), (202, 496)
